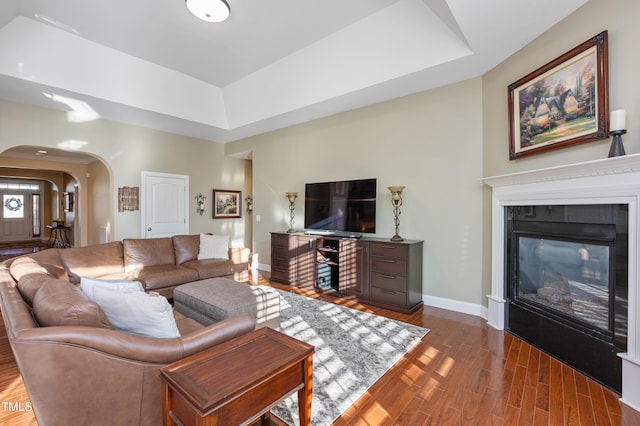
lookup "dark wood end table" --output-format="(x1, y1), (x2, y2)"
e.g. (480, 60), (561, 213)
(160, 327), (314, 426)
(46, 225), (71, 248)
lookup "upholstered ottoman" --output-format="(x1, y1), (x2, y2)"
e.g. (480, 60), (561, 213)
(173, 278), (280, 330)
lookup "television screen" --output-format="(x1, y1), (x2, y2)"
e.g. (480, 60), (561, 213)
(304, 178), (376, 233)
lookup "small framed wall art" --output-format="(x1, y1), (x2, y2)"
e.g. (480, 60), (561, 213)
(508, 31), (609, 159)
(212, 189), (241, 219)
(63, 192), (74, 212)
(118, 186), (139, 212)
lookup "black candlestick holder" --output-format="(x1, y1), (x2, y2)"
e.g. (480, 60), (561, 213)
(608, 130), (627, 158)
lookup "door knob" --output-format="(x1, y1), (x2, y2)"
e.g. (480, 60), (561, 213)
(147, 227), (152, 231)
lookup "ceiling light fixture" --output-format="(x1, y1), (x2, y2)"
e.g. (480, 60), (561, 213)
(185, 0), (230, 23)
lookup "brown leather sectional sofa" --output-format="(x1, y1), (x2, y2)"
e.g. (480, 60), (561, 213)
(57, 234), (250, 298)
(0, 234), (254, 426)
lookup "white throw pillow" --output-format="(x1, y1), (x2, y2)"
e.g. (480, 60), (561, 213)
(80, 276), (144, 301)
(198, 233), (229, 260)
(92, 286), (180, 338)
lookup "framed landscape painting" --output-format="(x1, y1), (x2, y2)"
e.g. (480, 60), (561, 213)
(508, 31), (609, 159)
(213, 189), (241, 219)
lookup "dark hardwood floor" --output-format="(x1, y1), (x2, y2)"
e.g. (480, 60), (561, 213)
(0, 241), (49, 263)
(1, 270), (639, 425)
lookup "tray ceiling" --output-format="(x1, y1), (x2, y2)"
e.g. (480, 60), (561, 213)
(0, 0), (587, 143)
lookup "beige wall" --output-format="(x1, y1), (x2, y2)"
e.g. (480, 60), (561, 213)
(481, 0), (640, 300)
(86, 159), (111, 246)
(0, 99), (251, 246)
(228, 78), (485, 306)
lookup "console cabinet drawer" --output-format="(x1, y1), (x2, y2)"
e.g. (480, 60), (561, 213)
(371, 243), (409, 259)
(370, 256), (407, 275)
(272, 233), (298, 250)
(370, 271), (407, 292)
(371, 286), (407, 307)
(270, 266), (294, 282)
(272, 245), (297, 259)
(272, 255), (296, 270)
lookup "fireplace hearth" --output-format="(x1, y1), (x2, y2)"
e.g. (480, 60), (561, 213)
(506, 204), (628, 391)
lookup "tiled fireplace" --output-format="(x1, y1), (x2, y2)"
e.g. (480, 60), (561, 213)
(484, 154), (640, 411)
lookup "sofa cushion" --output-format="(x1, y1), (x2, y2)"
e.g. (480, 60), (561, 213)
(9, 252), (68, 282)
(80, 276), (144, 301)
(172, 234), (200, 265)
(58, 242), (124, 284)
(123, 238), (175, 273)
(198, 234), (229, 260)
(131, 264), (199, 291)
(10, 256), (50, 281)
(16, 274), (48, 305)
(32, 278), (112, 329)
(182, 259), (235, 280)
(92, 286), (180, 338)
(27, 249), (69, 280)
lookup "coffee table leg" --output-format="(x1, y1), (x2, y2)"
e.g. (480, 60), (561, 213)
(298, 355), (313, 426)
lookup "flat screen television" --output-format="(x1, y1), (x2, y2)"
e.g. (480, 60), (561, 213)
(304, 178), (376, 234)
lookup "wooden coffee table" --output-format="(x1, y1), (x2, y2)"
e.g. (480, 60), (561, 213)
(160, 327), (314, 426)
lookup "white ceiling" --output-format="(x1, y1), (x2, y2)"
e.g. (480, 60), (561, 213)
(0, 0), (587, 145)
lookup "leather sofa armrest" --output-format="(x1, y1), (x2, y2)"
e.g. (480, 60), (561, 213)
(179, 314), (255, 354)
(229, 247), (250, 264)
(13, 315), (256, 364)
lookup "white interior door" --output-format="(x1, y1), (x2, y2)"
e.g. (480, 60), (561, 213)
(141, 172), (189, 238)
(0, 192), (32, 242)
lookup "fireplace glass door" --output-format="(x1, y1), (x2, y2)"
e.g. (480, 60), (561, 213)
(516, 236), (613, 335)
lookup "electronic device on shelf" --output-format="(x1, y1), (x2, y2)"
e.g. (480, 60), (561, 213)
(332, 231), (362, 239)
(303, 229), (363, 239)
(303, 229), (335, 236)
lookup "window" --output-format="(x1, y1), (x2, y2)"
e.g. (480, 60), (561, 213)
(3, 195), (24, 219)
(33, 194), (41, 237)
(0, 183), (39, 190)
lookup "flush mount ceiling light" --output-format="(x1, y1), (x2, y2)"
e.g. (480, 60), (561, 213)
(185, 0), (230, 23)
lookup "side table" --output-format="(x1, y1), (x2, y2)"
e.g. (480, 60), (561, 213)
(46, 225), (71, 248)
(160, 327), (314, 426)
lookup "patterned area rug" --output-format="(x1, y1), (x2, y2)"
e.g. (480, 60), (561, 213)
(271, 289), (429, 425)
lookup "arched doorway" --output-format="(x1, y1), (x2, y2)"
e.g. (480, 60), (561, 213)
(0, 145), (112, 247)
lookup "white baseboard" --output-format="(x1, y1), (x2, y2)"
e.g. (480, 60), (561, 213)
(258, 263), (271, 272)
(422, 294), (487, 320)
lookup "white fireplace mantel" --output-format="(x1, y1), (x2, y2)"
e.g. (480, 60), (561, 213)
(483, 153), (640, 411)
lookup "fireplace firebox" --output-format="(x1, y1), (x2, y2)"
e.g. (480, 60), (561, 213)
(506, 204), (628, 392)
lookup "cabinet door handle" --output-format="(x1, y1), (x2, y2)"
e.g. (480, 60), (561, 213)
(379, 259), (396, 264)
(381, 288), (397, 294)
(380, 273), (396, 279)
(380, 245), (397, 250)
